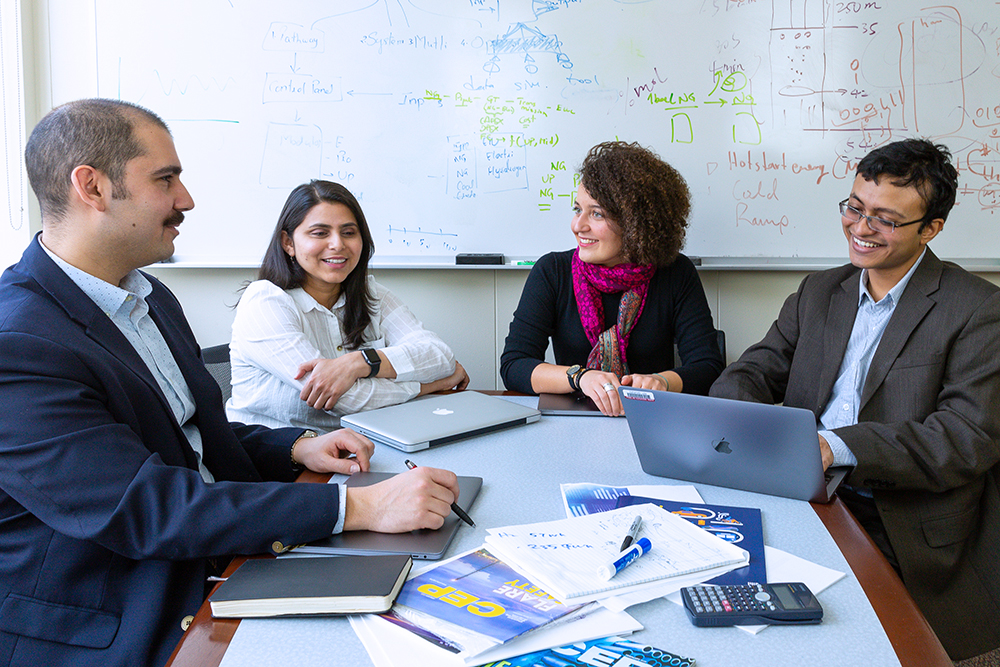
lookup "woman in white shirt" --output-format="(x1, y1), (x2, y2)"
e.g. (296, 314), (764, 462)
(227, 180), (469, 431)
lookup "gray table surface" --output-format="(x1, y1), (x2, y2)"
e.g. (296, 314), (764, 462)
(219, 395), (900, 667)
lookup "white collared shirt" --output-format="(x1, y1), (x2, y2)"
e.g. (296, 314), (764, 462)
(41, 242), (215, 483)
(820, 249), (927, 467)
(226, 278), (456, 431)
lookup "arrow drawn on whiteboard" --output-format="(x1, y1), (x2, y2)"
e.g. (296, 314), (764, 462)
(290, 54), (300, 74)
(346, 90), (393, 97)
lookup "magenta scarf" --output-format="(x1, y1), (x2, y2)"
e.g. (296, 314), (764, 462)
(571, 249), (656, 376)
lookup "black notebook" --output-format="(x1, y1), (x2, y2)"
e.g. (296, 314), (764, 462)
(209, 554), (412, 618)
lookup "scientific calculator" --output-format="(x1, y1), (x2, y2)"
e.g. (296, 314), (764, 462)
(681, 582), (823, 626)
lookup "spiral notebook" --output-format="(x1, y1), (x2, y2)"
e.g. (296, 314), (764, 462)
(483, 504), (749, 601)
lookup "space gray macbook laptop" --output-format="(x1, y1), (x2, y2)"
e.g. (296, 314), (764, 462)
(537, 392), (603, 416)
(295, 472), (483, 560)
(339, 391), (540, 452)
(619, 387), (851, 503)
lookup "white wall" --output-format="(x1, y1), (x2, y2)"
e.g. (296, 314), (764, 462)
(143, 265), (1000, 392)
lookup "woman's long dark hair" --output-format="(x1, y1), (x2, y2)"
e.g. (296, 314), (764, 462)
(258, 180), (376, 350)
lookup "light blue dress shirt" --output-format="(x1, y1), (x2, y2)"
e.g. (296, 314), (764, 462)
(41, 242), (215, 483)
(819, 249), (927, 469)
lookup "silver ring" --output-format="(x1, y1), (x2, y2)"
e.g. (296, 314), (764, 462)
(602, 383), (615, 393)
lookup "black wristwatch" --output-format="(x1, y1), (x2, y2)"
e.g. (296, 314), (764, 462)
(360, 349), (381, 378)
(566, 364), (589, 391)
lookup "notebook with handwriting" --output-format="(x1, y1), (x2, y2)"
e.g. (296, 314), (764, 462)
(484, 505), (748, 602)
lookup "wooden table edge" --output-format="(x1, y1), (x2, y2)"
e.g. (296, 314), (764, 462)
(811, 497), (951, 666)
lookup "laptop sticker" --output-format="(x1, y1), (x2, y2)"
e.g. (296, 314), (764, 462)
(621, 388), (655, 402)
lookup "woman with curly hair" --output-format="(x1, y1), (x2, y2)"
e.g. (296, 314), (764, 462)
(227, 180), (469, 431)
(500, 141), (723, 416)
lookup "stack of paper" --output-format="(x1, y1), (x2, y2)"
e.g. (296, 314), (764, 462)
(484, 505), (750, 604)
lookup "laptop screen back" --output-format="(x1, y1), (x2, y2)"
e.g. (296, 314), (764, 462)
(620, 387), (847, 503)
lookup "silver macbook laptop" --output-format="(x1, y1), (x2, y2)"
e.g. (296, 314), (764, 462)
(619, 387), (851, 503)
(339, 391), (540, 452)
(537, 392), (603, 416)
(296, 472), (483, 560)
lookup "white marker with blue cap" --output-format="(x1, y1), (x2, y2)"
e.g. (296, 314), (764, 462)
(597, 537), (652, 580)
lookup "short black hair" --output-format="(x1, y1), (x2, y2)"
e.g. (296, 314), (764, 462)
(24, 98), (169, 221)
(855, 138), (958, 229)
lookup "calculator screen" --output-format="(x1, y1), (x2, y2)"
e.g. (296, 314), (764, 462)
(773, 584), (801, 609)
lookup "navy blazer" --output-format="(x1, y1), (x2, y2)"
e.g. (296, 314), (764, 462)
(0, 237), (342, 666)
(711, 249), (1000, 660)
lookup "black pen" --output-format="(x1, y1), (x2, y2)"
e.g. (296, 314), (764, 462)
(620, 515), (642, 551)
(404, 459), (476, 527)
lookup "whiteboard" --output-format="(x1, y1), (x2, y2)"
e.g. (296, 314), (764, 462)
(76, 0), (1000, 264)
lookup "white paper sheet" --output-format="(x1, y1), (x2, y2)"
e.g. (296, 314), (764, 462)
(350, 603), (642, 667)
(664, 545), (847, 634)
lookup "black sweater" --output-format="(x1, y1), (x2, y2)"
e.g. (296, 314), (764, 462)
(500, 250), (724, 394)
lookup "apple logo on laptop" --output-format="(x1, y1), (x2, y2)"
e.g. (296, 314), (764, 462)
(433, 408), (454, 416)
(713, 437), (732, 454)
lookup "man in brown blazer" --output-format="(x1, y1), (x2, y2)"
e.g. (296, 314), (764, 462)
(710, 138), (1000, 663)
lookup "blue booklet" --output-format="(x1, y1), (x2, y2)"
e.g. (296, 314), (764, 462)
(615, 496), (765, 586)
(385, 548), (586, 657)
(480, 636), (695, 667)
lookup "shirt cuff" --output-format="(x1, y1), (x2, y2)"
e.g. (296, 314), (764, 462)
(819, 429), (857, 468)
(379, 346), (415, 379)
(332, 484), (347, 534)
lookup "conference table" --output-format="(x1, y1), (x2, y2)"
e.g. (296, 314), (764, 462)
(167, 394), (951, 667)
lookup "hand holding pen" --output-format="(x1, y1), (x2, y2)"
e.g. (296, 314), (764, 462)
(405, 459), (476, 527)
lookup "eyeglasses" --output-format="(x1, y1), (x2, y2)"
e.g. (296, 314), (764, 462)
(839, 199), (926, 234)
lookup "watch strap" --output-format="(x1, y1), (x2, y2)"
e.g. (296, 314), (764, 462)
(566, 365), (582, 391)
(290, 429), (317, 472)
(360, 349), (381, 378)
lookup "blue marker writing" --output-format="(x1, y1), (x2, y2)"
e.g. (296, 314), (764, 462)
(597, 537), (652, 580)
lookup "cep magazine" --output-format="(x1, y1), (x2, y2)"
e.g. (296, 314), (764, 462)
(382, 547), (588, 659)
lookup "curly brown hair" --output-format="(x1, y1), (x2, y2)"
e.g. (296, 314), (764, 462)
(579, 141), (691, 266)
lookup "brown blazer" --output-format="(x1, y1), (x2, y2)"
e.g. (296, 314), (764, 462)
(710, 249), (1000, 660)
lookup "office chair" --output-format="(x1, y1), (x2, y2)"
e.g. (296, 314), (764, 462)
(201, 343), (232, 404)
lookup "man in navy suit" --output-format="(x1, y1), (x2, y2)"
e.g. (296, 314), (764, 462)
(0, 98), (462, 666)
(711, 139), (1000, 663)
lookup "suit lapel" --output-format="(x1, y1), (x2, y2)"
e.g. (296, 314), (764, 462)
(25, 239), (161, 389)
(21, 237), (195, 462)
(817, 272), (861, 410)
(860, 250), (941, 409)
(145, 278), (259, 481)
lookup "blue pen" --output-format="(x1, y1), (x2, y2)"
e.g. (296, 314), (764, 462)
(597, 537), (652, 580)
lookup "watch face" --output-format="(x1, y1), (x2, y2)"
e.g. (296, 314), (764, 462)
(567, 364), (582, 376)
(361, 349), (380, 378)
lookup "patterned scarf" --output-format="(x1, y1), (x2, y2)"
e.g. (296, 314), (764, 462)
(571, 249), (656, 376)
